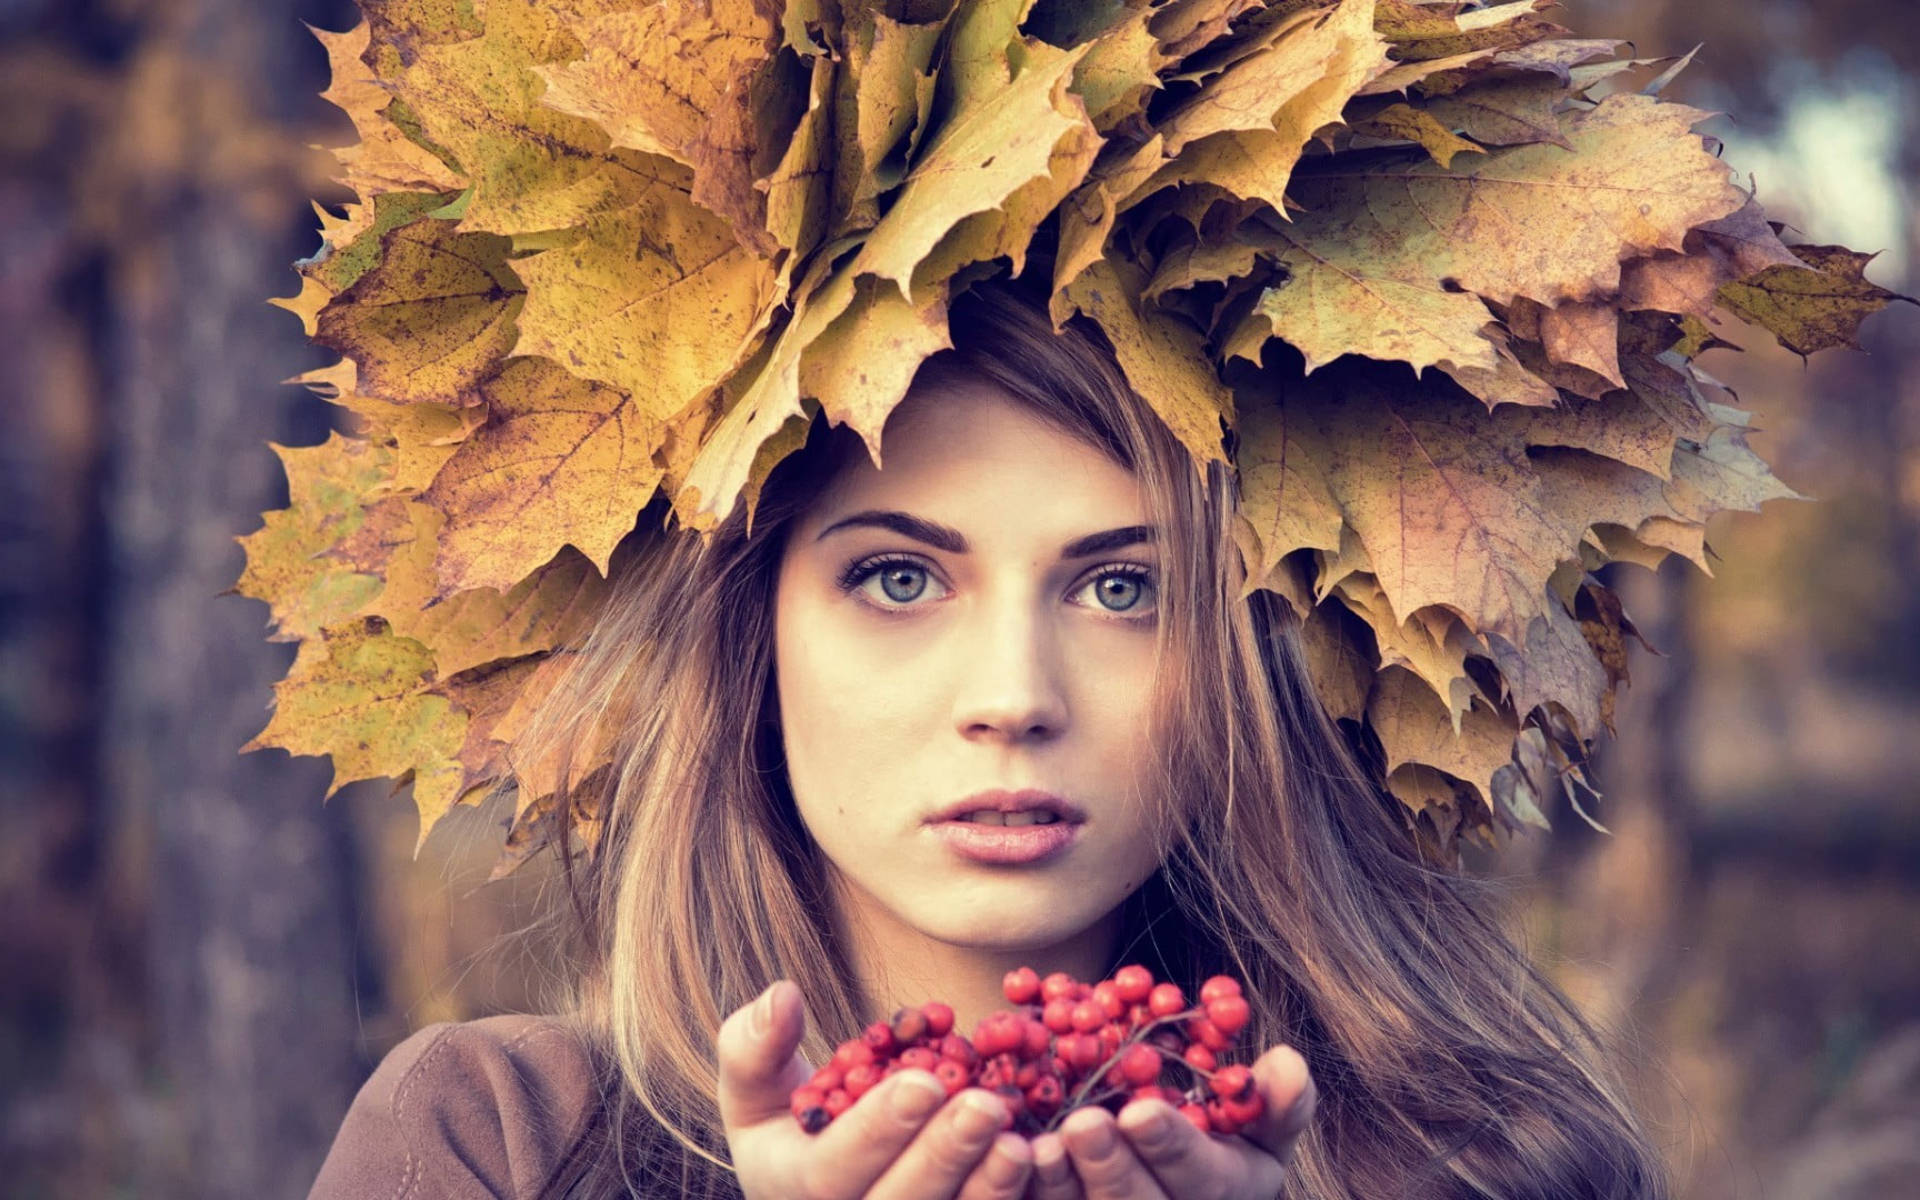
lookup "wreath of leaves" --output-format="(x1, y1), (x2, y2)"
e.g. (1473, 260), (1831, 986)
(239, 0), (1911, 877)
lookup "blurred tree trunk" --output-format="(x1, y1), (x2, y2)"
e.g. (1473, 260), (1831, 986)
(9, 1), (373, 1195)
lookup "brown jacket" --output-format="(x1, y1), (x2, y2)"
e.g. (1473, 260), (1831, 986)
(309, 1014), (606, 1199)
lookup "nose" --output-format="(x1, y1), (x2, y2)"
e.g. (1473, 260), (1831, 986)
(951, 584), (1069, 743)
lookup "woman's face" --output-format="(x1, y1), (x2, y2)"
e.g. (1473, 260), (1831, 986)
(773, 378), (1167, 959)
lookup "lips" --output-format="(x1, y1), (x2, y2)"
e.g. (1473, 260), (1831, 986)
(930, 818), (1081, 865)
(924, 787), (1087, 826)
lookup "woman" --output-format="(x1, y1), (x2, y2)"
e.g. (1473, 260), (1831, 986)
(310, 274), (1667, 1198)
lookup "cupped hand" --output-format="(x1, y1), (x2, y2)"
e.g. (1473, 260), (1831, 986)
(718, 980), (1037, 1199)
(1021, 1044), (1317, 1199)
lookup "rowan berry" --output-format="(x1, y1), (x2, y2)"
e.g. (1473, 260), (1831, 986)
(809, 1065), (844, 1092)
(1206, 994), (1250, 1037)
(922, 1001), (955, 1038)
(863, 1021), (896, 1055)
(1221, 1091), (1266, 1125)
(1204, 1098), (1242, 1136)
(1069, 1000), (1105, 1034)
(890, 1006), (929, 1044)
(1041, 997), (1075, 1034)
(1040, 971), (1079, 1002)
(1147, 982), (1187, 1017)
(1199, 975), (1243, 1006)
(823, 1089), (852, 1118)
(1021, 1016), (1052, 1058)
(1210, 1064), (1254, 1099)
(832, 1040), (876, 1071)
(1119, 1043), (1162, 1087)
(1091, 980), (1125, 1020)
(1003, 966), (1041, 1005)
(1114, 964), (1154, 1004)
(899, 1046), (939, 1072)
(1188, 1016), (1234, 1052)
(1183, 1043), (1216, 1072)
(1178, 1102), (1211, 1134)
(933, 1059), (971, 1095)
(844, 1062), (883, 1099)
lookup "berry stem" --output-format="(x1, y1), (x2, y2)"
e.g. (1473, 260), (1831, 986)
(1042, 1007), (1206, 1133)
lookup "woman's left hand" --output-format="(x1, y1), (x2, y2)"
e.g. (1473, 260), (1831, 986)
(1022, 1044), (1316, 1200)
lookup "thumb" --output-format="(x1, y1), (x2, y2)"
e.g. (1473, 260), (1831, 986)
(716, 980), (816, 1133)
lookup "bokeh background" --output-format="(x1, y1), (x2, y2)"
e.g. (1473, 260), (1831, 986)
(2, 1), (1914, 1196)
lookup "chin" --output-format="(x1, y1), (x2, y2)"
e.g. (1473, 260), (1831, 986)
(904, 888), (1107, 951)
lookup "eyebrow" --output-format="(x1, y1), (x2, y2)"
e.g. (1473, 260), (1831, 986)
(814, 510), (1156, 559)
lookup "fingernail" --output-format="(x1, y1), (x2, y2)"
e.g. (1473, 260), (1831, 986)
(888, 1074), (947, 1122)
(1069, 1115), (1115, 1157)
(956, 1091), (1006, 1139)
(750, 983), (777, 1037)
(1129, 1106), (1175, 1151)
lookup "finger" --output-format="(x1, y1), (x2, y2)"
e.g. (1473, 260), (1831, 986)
(1057, 1107), (1169, 1199)
(715, 980), (815, 1134)
(1024, 1132), (1083, 1200)
(867, 1088), (1011, 1200)
(796, 1069), (952, 1194)
(955, 1131), (1037, 1200)
(1116, 1098), (1277, 1200)
(1241, 1044), (1317, 1168)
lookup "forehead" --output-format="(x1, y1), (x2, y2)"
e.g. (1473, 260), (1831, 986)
(803, 378), (1145, 531)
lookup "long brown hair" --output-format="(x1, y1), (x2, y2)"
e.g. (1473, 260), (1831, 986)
(511, 270), (1670, 1198)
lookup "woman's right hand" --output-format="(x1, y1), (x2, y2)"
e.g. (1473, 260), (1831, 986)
(719, 980), (1037, 1199)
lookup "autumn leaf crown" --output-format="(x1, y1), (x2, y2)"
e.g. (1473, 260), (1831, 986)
(242, 0), (1907, 877)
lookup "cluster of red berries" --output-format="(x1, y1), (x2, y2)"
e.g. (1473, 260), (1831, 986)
(790, 966), (1264, 1139)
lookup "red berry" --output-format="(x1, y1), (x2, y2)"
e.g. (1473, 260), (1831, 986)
(1222, 1091), (1266, 1125)
(936, 1034), (976, 1066)
(1061, 1032), (1104, 1071)
(823, 1088), (852, 1118)
(1119, 1044), (1162, 1087)
(1178, 1102), (1211, 1134)
(833, 1040), (876, 1071)
(809, 1065), (845, 1092)
(845, 1062), (883, 1099)
(1069, 1001), (1105, 1034)
(1041, 971), (1078, 1002)
(921, 1002), (955, 1038)
(1021, 1016), (1052, 1059)
(1003, 966), (1041, 1005)
(1205, 1098), (1242, 1136)
(1126, 1002), (1152, 1031)
(1114, 964), (1154, 1004)
(1041, 997), (1075, 1034)
(863, 1021), (897, 1055)
(1210, 1064), (1254, 1100)
(1183, 1043), (1217, 1072)
(1026, 1074), (1064, 1117)
(1205, 994), (1250, 1037)
(1199, 975), (1242, 1006)
(1147, 983), (1186, 1017)
(899, 1046), (939, 1072)
(790, 1084), (826, 1113)
(1188, 1016), (1233, 1052)
(933, 1059), (971, 1095)
(1091, 980), (1125, 1020)
(1097, 1024), (1125, 1058)
(890, 1007), (929, 1044)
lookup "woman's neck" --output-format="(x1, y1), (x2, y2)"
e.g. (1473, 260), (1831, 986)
(830, 882), (1127, 1039)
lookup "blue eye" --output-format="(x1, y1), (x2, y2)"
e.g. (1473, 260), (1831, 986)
(835, 556), (1157, 622)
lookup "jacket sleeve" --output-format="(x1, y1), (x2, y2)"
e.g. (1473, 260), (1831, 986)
(308, 1014), (602, 1200)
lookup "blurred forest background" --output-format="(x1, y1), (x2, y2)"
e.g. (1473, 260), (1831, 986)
(1, 0), (1914, 1196)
